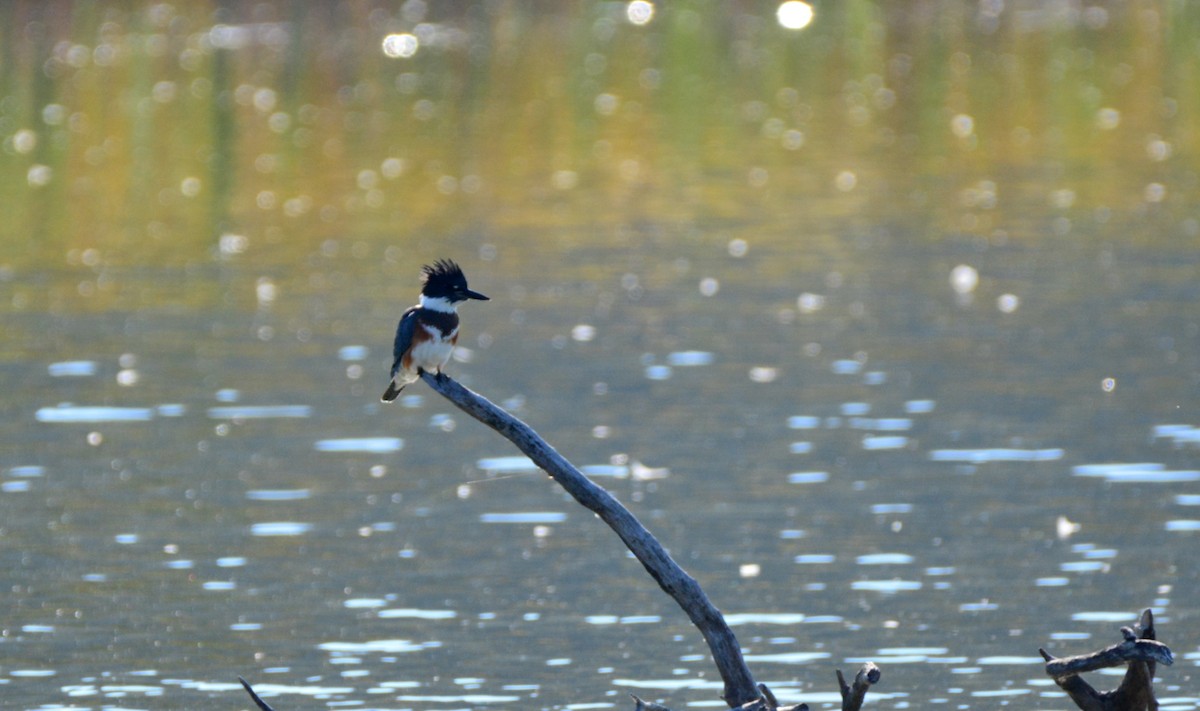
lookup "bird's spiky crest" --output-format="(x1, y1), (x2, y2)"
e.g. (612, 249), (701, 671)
(421, 259), (464, 285)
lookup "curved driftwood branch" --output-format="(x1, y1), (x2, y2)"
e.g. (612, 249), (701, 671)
(238, 677), (275, 711)
(422, 373), (761, 707)
(1040, 609), (1170, 711)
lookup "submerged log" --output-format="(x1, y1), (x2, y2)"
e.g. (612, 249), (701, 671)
(1039, 609), (1171, 711)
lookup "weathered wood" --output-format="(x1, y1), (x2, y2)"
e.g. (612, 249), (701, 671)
(421, 372), (762, 707)
(1042, 637), (1173, 678)
(836, 663), (880, 711)
(238, 676), (276, 711)
(1040, 609), (1170, 711)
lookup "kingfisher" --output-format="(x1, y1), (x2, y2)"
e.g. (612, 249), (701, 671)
(381, 259), (489, 402)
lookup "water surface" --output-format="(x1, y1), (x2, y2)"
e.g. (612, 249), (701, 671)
(2, 2), (1199, 709)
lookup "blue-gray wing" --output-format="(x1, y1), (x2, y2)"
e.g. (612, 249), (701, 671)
(390, 307), (419, 377)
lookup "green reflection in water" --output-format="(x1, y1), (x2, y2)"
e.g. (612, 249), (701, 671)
(1, 1), (1196, 279)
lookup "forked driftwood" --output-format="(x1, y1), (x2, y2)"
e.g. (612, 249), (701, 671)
(836, 663), (881, 711)
(419, 372), (880, 711)
(1039, 609), (1173, 711)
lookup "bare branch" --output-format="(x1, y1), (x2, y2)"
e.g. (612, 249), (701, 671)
(237, 677), (276, 711)
(1044, 637), (1173, 678)
(1041, 609), (1171, 711)
(631, 693), (674, 711)
(422, 373), (761, 706)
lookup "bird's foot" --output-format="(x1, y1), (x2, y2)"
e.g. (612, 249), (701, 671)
(435, 371), (448, 384)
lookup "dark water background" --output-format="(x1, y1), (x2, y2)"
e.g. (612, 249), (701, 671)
(2, 2), (1199, 709)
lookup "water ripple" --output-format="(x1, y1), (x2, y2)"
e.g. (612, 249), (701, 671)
(319, 639), (428, 654)
(208, 405), (312, 419)
(480, 512), (567, 524)
(477, 456), (538, 473)
(249, 521), (313, 536)
(666, 350), (715, 366)
(725, 613), (806, 625)
(314, 437), (404, 453)
(36, 404), (156, 423)
(855, 553), (915, 565)
(929, 448), (1064, 463)
(378, 608), (457, 620)
(246, 489), (312, 501)
(851, 580), (922, 593)
(48, 360), (98, 376)
(742, 651), (830, 664)
(1072, 462), (1200, 483)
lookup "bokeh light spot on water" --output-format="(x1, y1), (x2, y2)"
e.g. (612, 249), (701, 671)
(949, 264), (978, 294)
(1096, 107), (1120, 130)
(950, 114), (974, 138)
(217, 232), (247, 255)
(1146, 136), (1172, 161)
(180, 177), (201, 197)
(776, 1), (814, 30)
(748, 366), (777, 383)
(626, 1), (654, 26)
(382, 33), (419, 58)
(12, 128), (37, 153)
(27, 164), (52, 187)
(1050, 188), (1076, 209)
(797, 292), (824, 313)
(834, 170), (857, 192)
(552, 170), (579, 191)
(594, 93), (619, 116)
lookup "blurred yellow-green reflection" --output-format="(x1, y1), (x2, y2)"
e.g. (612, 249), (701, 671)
(1, 1), (1196, 277)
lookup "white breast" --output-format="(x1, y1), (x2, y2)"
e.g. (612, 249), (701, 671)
(408, 324), (458, 371)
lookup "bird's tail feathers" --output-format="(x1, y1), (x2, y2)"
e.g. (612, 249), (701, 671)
(381, 381), (405, 402)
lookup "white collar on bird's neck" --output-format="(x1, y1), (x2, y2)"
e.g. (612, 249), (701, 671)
(419, 295), (456, 313)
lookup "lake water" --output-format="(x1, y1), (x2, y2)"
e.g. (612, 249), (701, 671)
(2, 2), (1199, 709)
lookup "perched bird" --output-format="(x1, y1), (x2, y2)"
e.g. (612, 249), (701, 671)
(381, 259), (489, 402)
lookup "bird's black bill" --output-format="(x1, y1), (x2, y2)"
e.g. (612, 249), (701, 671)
(464, 289), (489, 300)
